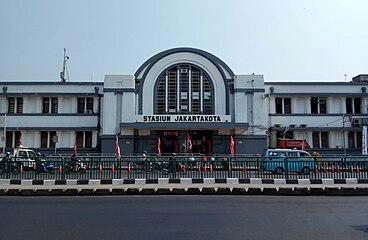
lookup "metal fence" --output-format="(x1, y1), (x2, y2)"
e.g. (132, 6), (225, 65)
(0, 155), (367, 180)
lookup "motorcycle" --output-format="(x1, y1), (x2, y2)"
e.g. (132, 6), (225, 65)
(0, 161), (20, 175)
(64, 158), (87, 174)
(160, 161), (186, 176)
(35, 160), (55, 174)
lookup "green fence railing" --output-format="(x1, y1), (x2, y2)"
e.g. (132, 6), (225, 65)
(0, 155), (367, 180)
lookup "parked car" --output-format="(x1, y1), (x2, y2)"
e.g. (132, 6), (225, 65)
(262, 148), (316, 174)
(13, 147), (37, 170)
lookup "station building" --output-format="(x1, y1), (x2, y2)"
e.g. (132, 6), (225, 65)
(0, 48), (367, 155)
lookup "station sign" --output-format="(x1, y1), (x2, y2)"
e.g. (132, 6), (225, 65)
(136, 115), (231, 123)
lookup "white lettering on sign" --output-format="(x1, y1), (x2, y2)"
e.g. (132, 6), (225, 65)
(137, 115), (231, 123)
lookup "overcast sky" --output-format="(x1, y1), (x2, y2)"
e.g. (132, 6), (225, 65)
(1, 0), (367, 82)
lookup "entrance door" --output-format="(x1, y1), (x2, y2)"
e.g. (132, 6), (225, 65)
(158, 131), (179, 155)
(190, 131), (212, 154)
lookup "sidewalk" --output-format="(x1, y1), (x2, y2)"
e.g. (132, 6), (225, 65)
(1, 178), (368, 196)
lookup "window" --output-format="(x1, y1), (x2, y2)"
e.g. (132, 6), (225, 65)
(40, 131), (57, 148)
(311, 97), (327, 114)
(16, 98), (23, 113)
(86, 98), (93, 112)
(42, 97), (58, 113)
(51, 98), (58, 113)
(77, 97), (94, 113)
(312, 131), (329, 148)
(42, 98), (49, 113)
(155, 65), (213, 114)
(287, 152), (298, 158)
(348, 131), (362, 149)
(76, 131), (93, 148)
(8, 98), (15, 113)
(8, 97), (23, 113)
(275, 97), (291, 114)
(6, 131), (21, 148)
(346, 98), (361, 114)
(41, 132), (48, 148)
(77, 98), (85, 113)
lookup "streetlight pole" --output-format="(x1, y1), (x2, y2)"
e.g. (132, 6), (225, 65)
(342, 114), (346, 156)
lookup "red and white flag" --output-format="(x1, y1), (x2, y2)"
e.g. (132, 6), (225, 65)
(19, 134), (23, 148)
(187, 133), (192, 151)
(157, 136), (161, 156)
(115, 135), (121, 157)
(73, 142), (77, 156)
(230, 135), (235, 155)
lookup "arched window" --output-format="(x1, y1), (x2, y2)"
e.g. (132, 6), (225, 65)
(155, 64), (214, 114)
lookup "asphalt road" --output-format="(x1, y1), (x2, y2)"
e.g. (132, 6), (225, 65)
(0, 196), (367, 240)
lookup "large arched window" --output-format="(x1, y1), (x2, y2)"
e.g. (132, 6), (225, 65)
(155, 64), (214, 114)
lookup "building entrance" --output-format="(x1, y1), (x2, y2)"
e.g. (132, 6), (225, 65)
(160, 131), (179, 154)
(157, 130), (212, 155)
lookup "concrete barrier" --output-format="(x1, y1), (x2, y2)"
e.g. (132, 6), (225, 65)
(232, 188), (247, 195)
(79, 189), (94, 196)
(94, 189), (111, 195)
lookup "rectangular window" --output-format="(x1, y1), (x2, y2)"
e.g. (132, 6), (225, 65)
(8, 97), (15, 113)
(313, 131), (329, 148)
(275, 98), (283, 114)
(275, 98), (291, 114)
(357, 131), (362, 148)
(43, 97), (58, 113)
(311, 97), (326, 114)
(354, 98), (361, 114)
(85, 131), (92, 148)
(15, 131), (21, 147)
(86, 98), (93, 112)
(348, 131), (362, 148)
(6, 131), (21, 148)
(49, 131), (57, 148)
(346, 98), (361, 114)
(319, 99), (326, 114)
(346, 98), (353, 114)
(77, 97), (93, 113)
(284, 98), (291, 114)
(321, 132), (329, 148)
(16, 98), (23, 113)
(42, 98), (50, 113)
(312, 132), (320, 148)
(76, 131), (84, 148)
(77, 98), (85, 113)
(76, 131), (92, 148)
(51, 98), (58, 113)
(41, 131), (48, 148)
(6, 131), (13, 148)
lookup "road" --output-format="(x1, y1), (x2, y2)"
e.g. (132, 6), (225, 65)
(0, 196), (367, 240)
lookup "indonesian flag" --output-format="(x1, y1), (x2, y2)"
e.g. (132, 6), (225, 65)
(115, 135), (121, 157)
(230, 135), (235, 155)
(157, 136), (161, 156)
(19, 134), (23, 148)
(73, 142), (77, 155)
(187, 133), (192, 151)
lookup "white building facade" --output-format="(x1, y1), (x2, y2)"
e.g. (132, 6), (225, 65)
(0, 82), (103, 154)
(0, 48), (367, 155)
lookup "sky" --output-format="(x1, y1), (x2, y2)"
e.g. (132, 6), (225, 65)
(1, 0), (368, 82)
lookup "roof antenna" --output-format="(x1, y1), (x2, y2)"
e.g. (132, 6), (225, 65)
(60, 48), (70, 82)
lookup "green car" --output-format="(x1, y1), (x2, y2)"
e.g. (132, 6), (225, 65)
(262, 149), (316, 174)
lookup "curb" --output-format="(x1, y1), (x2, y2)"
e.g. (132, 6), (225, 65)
(1, 178), (368, 186)
(1, 187), (368, 196)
